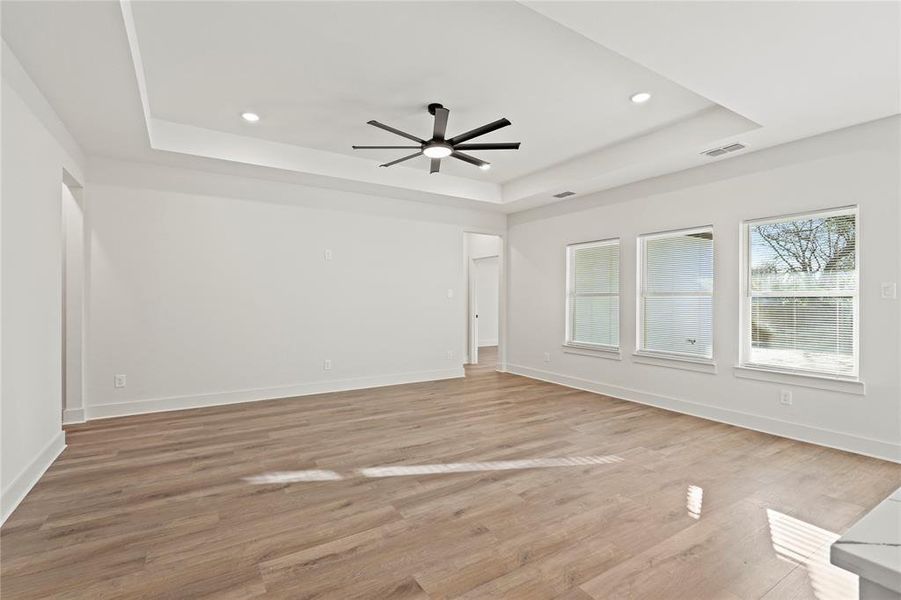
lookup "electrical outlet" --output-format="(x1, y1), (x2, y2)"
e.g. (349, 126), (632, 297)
(779, 390), (792, 406)
(446, 288), (454, 299)
(447, 350), (455, 360)
(881, 282), (897, 299)
(114, 374), (127, 388)
(323, 359), (332, 371)
(543, 352), (551, 363)
(323, 249), (333, 261)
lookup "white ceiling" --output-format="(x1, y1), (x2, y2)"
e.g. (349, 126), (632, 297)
(525, 1), (901, 140)
(131, 1), (714, 183)
(1, 1), (148, 158)
(2, 1), (898, 213)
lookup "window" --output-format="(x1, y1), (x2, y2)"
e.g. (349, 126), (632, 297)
(565, 239), (619, 350)
(743, 208), (857, 377)
(638, 227), (714, 359)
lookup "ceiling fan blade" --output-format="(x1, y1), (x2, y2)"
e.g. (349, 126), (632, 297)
(353, 145), (422, 149)
(432, 107), (449, 140)
(451, 151), (489, 169)
(367, 120), (426, 144)
(448, 118), (511, 145)
(453, 142), (520, 150)
(379, 152), (422, 168)
(430, 158), (441, 174)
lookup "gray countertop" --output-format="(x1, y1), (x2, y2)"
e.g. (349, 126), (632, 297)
(831, 486), (901, 594)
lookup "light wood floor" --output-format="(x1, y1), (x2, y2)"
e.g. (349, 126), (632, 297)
(3, 349), (899, 599)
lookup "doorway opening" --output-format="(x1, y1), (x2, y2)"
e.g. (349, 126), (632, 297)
(61, 173), (85, 424)
(464, 232), (502, 372)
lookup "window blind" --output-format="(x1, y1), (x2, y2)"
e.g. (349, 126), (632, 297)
(746, 210), (857, 376)
(566, 240), (619, 349)
(639, 228), (714, 358)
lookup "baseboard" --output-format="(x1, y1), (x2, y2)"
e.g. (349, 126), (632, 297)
(506, 363), (901, 464)
(1, 430), (66, 525)
(478, 340), (498, 347)
(62, 407), (86, 424)
(85, 367), (465, 420)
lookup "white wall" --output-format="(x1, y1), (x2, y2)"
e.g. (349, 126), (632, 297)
(62, 182), (86, 424)
(82, 159), (505, 418)
(475, 257), (499, 347)
(468, 232), (501, 260)
(1, 43), (86, 523)
(506, 116), (901, 462)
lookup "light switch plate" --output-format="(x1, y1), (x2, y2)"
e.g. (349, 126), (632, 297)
(881, 282), (897, 299)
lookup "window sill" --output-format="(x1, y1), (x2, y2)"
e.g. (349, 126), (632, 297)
(733, 365), (866, 395)
(562, 344), (622, 361)
(632, 351), (717, 374)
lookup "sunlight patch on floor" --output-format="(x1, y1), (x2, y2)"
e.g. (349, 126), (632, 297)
(242, 470), (343, 484)
(766, 508), (858, 600)
(686, 484), (703, 519)
(243, 455), (624, 485)
(358, 455), (624, 478)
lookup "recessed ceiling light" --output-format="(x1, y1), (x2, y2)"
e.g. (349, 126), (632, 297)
(241, 112), (260, 122)
(630, 92), (652, 104)
(479, 163), (491, 171)
(423, 143), (453, 159)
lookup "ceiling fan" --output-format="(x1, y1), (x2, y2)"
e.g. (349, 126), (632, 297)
(352, 103), (520, 174)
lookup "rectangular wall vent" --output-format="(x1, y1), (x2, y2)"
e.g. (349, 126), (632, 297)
(701, 143), (746, 158)
(553, 191), (576, 198)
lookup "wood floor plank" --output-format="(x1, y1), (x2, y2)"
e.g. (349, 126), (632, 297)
(2, 347), (899, 599)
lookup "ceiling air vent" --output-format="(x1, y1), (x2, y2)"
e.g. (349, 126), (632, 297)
(553, 191), (576, 198)
(701, 143), (746, 158)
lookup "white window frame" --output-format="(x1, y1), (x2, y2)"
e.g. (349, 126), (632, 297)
(636, 226), (715, 363)
(564, 238), (620, 353)
(739, 206), (860, 380)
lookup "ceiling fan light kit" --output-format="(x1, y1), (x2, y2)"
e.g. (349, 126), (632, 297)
(352, 103), (521, 174)
(422, 143), (453, 158)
